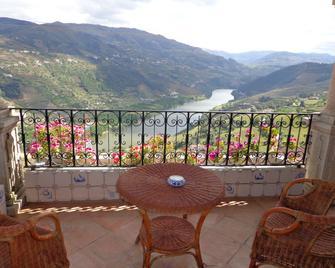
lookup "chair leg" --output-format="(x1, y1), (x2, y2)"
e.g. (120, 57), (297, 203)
(249, 258), (257, 268)
(142, 251), (151, 268)
(194, 246), (204, 268)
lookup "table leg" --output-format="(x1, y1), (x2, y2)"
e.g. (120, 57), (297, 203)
(135, 217), (145, 244)
(193, 209), (211, 268)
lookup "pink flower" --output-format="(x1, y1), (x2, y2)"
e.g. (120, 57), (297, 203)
(235, 143), (244, 150)
(209, 151), (219, 161)
(63, 143), (72, 151)
(51, 142), (59, 149)
(261, 122), (269, 129)
(29, 142), (42, 154)
(289, 137), (297, 142)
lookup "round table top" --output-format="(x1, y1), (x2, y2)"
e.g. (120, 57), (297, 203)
(117, 163), (224, 213)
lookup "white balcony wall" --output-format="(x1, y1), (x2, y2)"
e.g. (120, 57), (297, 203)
(24, 166), (305, 202)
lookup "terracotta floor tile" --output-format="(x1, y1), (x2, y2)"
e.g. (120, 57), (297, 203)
(205, 215), (255, 244)
(83, 232), (131, 261)
(90, 210), (140, 232)
(201, 230), (241, 265)
(62, 219), (109, 249)
(19, 198), (278, 268)
(226, 239), (252, 267)
(68, 248), (107, 268)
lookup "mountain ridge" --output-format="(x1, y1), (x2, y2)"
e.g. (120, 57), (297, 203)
(236, 62), (332, 97)
(206, 49), (335, 66)
(0, 17), (252, 104)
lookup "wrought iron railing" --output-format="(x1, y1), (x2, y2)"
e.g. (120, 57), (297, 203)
(14, 108), (316, 168)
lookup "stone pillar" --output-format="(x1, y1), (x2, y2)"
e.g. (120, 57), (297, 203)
(0, 108), (24, 215)
(306, 65), (335, 180)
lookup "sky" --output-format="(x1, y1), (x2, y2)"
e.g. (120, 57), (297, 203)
(0, 0), (335, 54)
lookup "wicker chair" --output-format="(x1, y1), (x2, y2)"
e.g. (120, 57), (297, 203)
(250, 178), (335, 268)
(277, 178), (335, 215)
(137, 209), (210, 268)
(0, 212), (69, 268)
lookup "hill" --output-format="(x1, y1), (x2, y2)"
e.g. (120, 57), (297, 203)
(204, 50), (273, 65)
(206, 50), (335, 76)
(0, 17), (253, 108)
(236, 62), (332, 97)
(250, 51), (335, 74)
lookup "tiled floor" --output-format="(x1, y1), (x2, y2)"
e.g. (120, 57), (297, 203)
(19, 198), (279, 268)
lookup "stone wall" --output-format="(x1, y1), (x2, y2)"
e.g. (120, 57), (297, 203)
(24, 166), (305, 202)
(0, 109), (24, 214)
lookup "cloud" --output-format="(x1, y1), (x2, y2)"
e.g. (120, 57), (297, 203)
(176, 0), (219, 5)
(0, 0), (334, 53)
(0, 0), (152, 25)
(77, 0), (152, 24)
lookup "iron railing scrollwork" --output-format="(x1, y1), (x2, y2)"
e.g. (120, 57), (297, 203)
(13, 108), (316, 168)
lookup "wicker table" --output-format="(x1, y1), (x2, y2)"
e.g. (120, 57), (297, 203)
(117, 163), (224, 268)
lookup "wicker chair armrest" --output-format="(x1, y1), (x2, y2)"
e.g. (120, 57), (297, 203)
(279, 178), (314, 202)
(260, 207), (301, 235)
(27, 212), (62, 241)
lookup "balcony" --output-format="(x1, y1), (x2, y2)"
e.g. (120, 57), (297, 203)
(0, 90), (334, 267)
(8, 108), (312, 203)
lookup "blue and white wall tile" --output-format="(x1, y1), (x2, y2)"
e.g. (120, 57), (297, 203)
(224, 184), (236, 197)
(39, 188), (55, 202)
(72, 171), (87, 185)
(253, 171), (265, 184)
(104, 186), (119, 200)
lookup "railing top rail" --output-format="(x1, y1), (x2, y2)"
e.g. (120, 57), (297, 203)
(9, 107), (320, 115)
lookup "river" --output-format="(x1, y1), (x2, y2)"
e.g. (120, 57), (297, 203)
(100, 89), (234, 150)
(170, 89), (234, 111)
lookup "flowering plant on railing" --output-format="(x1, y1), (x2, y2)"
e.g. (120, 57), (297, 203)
(27, 121), (303, 166)
(259, 122), (280, 152)
(28, 121), (93, 162)
(186, 128), (261, 165)
(284, 136), (303, 162)
(111, 135), (175, 165)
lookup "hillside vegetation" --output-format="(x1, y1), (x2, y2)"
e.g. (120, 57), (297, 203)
(236, 62), (332, 97)
(0, 17), (333, 112)
(0, 17), (254, 108)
